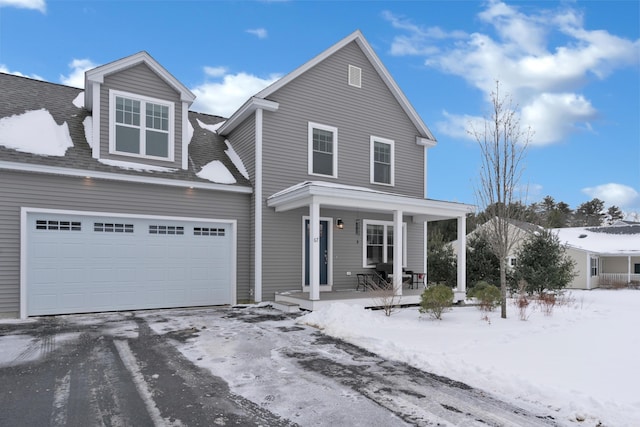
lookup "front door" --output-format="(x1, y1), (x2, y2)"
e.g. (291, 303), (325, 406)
(304, 219), (328, 285)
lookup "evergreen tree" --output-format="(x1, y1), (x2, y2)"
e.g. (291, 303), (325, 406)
(466, 235), (501, 289)
(606, 205), (624, 225)
(574, 198), (605, 226)
(427, 230), (457, 286)
(513, 230), (577, 294)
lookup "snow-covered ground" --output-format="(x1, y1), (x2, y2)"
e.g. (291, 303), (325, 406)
(299, 289), (640, 427)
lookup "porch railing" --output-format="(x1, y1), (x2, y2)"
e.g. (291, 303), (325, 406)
(599, 273), (640, 287)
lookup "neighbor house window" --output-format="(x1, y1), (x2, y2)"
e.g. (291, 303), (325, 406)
(308, 122), (337, 177)
(363, 220), (406, 267)
(590, 257), (599, 277)
(110, 90), (174, 160)
(370, 136), (394, 185)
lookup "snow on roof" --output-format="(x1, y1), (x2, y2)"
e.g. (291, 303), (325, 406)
(196, 160), (236, 184)
(72, 92), (84, 109)
(270, 180), (386, 199)
(0, 109), (73, 156)
(224, 140), (249, 180)
(196, 118), (225, 134)
(552, 226), (640, 254)
(98, 158), (178, 173)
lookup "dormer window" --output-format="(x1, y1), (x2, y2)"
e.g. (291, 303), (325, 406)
(110, 90), (174, 161)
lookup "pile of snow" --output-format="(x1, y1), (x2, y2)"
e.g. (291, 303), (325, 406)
(0, 109), (73, 156)
(196, 160), (236, 184)
(298, 290), (640, 427)
(196, 118), (225, 134)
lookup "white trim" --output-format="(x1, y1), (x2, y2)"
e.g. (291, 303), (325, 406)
(0, 161), (252, 193)
(370, 136), (394, 186)
(181, 101), (189, 170)
(308, 122), (338, 178)
(362, 219), (407, 268)
(91, 81), (101, 159)
(301, 216), (334, 292)
(217, 97), (279, 136)
(109, 89), (175, 162)
(20, 207), (238, 319)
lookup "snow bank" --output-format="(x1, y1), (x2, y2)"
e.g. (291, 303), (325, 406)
(196, 160), (236, 184)
(0, 109), (73, 156)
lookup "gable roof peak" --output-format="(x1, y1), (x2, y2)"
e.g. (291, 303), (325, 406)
(252, 30), (436, 142)
(84, 51), (195, 111)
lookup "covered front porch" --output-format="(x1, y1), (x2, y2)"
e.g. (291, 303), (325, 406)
(266, 181), (475, 310)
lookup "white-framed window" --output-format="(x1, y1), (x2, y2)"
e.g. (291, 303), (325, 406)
(362, 219), (406, 268)
(508, 257), (517, 268)
(308, 122), (338, 178)
(370, 136), (394, 185)
(590, 257), (599, 277)
(109, 90), (174, 161)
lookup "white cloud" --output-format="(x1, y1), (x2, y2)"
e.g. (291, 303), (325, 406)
(60, 59), (96, 88)
(0, 64), (43, 80)
(0, 0), (45, 13)
(582, 183), (639, 209)
(521, 93), (597, 145)
(246, 28), (268, 39)
(191, 70), (281, 117)
(435, 110), (484, 141)
(386, 1), (640, 145)
(203, 66), (228, 78)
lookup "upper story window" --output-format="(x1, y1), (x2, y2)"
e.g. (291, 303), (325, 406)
(370, 136), (394, 185)
(110, 90), (174, 161)
(308, 122), (338, 178)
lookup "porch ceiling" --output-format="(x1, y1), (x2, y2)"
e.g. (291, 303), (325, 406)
(267, 181), (475, 220)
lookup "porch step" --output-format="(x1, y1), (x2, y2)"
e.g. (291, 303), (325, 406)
(271, 300), (301, 313)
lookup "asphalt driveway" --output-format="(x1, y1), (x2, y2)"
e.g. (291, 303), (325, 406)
(0, 306), (563, 426)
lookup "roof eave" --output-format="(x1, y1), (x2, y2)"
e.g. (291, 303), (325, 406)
(217, 97), (280, 136)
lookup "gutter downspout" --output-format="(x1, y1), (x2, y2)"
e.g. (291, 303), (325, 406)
(254, 109), (263, 302)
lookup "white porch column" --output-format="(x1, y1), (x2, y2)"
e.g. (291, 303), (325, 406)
(456, 215), (466, 293)
(309, 201), (320, 301)
(629, 255), (632, 284)
(423, 220), (428, 280)
(393, 209), (403, 296)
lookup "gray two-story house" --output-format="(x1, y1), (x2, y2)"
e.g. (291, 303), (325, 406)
(0, 30), (473, 318)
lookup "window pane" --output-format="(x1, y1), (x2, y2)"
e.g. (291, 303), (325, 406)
(146, 103), (169, 131)
(373, 141), (391, 184)
(146, 130), (169, 157)
(312, 128), (334, 175)
(374, 163), (390, 184)
(313, 152), (333, 176)
(366, 224), (384, 265)
(116, 97), (140, 126)
(387, 226), (394, 263)
(116, 125), (140, 153)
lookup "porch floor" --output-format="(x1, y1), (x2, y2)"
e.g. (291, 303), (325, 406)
(274, 287), (425, 311)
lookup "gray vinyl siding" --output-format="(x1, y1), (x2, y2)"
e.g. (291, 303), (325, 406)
(262, 41), (426, 199)
(0, 170), (251, 317)
(99, 63), (183, 168)
(256, 41), (429, 301)
(228, 117), (256, 184)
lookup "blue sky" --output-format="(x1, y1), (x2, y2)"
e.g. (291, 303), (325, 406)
(1, 0), (639, 216)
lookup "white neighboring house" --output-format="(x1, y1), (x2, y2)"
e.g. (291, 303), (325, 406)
(551, 222), (640, 290)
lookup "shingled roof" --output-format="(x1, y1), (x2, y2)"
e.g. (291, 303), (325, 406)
(0, 72), (251, 189)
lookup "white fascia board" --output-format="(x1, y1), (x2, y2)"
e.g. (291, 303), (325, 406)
(0, 161), (252, 194)
(417, 136), (437, 147)
(267, 183), (474, 217)
(217, 97), (279, 136)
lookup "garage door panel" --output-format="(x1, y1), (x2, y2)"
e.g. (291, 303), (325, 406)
(27, 213), (233, 316)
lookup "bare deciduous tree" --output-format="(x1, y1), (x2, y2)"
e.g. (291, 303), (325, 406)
(469, 81), (533, 319)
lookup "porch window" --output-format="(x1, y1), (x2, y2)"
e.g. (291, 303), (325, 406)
(634, 263), (640, 274)
(308, 122), (338, 178)
(363, 220), (406, 268)
(370, 136), (394, 185)
(590, 257), (599, 277)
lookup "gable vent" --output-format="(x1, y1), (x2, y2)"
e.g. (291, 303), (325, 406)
(348, 65), (362, 88)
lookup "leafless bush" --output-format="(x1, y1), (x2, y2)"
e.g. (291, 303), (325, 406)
(537, 292), (556, 316)
(367, 276), (401, 316)
(514, 280), (531, 321)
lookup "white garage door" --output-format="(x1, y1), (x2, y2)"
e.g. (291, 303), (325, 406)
(26, 212), (234, 316)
